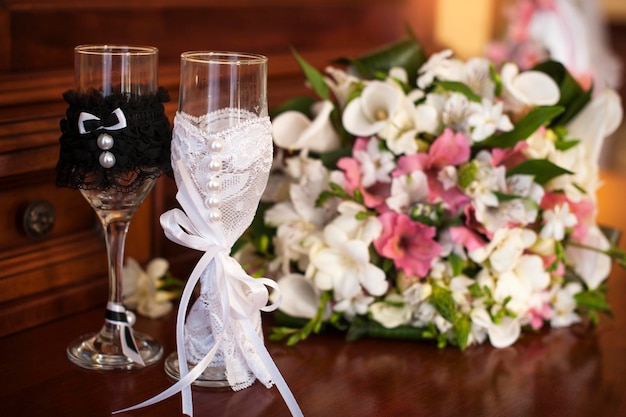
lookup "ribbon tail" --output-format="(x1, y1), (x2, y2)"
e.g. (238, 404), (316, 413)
(105, 302), (144, 366)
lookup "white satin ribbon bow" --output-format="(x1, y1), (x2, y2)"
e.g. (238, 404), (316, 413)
(78, 107), (127, 134)
(114, 159), (302, 417)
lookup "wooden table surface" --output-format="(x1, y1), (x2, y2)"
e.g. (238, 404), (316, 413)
(1, 263), (626, 417)
(2, 167), (626, 417)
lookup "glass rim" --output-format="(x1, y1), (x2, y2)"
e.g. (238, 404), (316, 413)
(180, 51), (267, 65)
(75, 44), (158, 56)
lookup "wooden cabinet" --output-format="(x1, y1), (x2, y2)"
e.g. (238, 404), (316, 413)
(0, 0), (437, 336)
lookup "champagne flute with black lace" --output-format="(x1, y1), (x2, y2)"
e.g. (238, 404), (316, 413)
(56, 45), (171, 370)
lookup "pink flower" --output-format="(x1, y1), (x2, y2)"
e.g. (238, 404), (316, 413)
(393, 129), (471, 213)
(541, 192), (595, 240)
(449, 226), (486, 252)
(337, 137), (389, 209)
(426, 128), (471, 169)
(491, 140), (528, 170)
(528, 303), (552, 330)
(374, 212), (442, 277)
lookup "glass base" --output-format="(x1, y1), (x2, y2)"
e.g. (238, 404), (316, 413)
(67, 326), (163, 371)
(164, 351), (230, 388)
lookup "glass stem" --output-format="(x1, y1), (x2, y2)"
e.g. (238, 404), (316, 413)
(102, 215), (131, 306)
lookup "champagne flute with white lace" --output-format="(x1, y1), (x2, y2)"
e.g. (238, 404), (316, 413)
(56, 45), (171, 370)
(161, 51), (275, 389)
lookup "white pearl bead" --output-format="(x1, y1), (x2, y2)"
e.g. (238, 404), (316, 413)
(207, 157), (222, 172)
(209, 138), (224, 153)
(207, 177), (221, 191)
(204, 194), (220, 208)
(97, 133), (114, 150)
(208, 208), (222, 222)
(99, 151), (116, 168)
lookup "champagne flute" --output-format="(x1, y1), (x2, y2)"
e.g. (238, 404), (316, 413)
(162, 51), (272, 388)
(58, 45), (170, 370)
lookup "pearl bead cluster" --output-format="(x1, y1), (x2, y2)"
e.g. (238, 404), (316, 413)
(97, 133), (116, 168)
(205, 137), (224, 222)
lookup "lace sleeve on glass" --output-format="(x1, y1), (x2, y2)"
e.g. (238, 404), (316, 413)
(56, 87), (172, 192)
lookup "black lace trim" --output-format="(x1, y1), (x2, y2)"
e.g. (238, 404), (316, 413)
(56, 88), (172, 192)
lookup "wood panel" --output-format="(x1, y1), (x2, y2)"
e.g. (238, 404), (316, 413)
(0, 0), (438, 336)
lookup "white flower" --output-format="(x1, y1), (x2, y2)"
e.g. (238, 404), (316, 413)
(494, 254), (550, 316)
(354, 137), (395, 187)
(122, 257), (175, 319)
(477, 174), (544, 233)
(272, 100), (341, 153)
(324, 66), (360, 108)
(550, 282), (583, 327)
(417, 49), (463, 89)
(334, 290), (376, 321)
(467, 98), (514, 142)
(540, 203), (578, 241)
(565, 225), (612, 290)
(310, 219), (388, 300)
(369, 293), (412, 328)
(386, 169), (429, 213)
(265, 156), (333, 274)
(342, 81), (402, 137)
(471, 308), (521, 348)
(469, 227), (537, 274)
(441, 92), (472, 134)
(501, 62), (560, 110)
(462, 57), (495, 100)
(274, 273), (331, 320)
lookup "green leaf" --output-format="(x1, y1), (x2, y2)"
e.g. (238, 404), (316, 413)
(430, 285), (456, 323)
(346, 316), (432, 342)
(335, 30), (426, 87)
(434, 80), (481, 102)
(478, 105), (564, 149)
(574, 290), (612, 314)
(533, 60), (592, 126)
(506, 159), (573, 185)
(449, 252), (465, 277)
(494, 191), (522, 202)
(453, 315), (471, 350)
(291, 47), (330, 100)
(319, 146), (353, 170)
(554, 139), (580, 151)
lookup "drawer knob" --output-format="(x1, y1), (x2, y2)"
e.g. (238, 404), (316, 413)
(23, 200), (56, 239)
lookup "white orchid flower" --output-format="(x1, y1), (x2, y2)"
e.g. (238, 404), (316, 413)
(462, 57), (496, 100)
(550, 282), (583, 327)
(386, 170), (429, 213)
(273, 273), (331, 320)
(122, 257), (175, 319)
(469, 227), (537, 274)
(370, 293), (412, 328)
(334, 290), (376, 321)
(324, 66), (360, 108)
(417, 49), (464, 89)
(342, 81), (402, 137)
(467, 98), (514, 142)
(477, 174), (544, 233)
(311, 222), (388, 300)
(501, 62), (560, 112)
(494, 254), (550, 316)
(272, 100), (341, 153)
(471, 308), (521, 348)
(331, 201), (382, 244)
(354, 137), (395, 187)
(565, 225), (612, 290)
(540, 203), (578, 241)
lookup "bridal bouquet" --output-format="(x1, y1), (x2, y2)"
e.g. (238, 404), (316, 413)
(242, 35), (624, 349)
